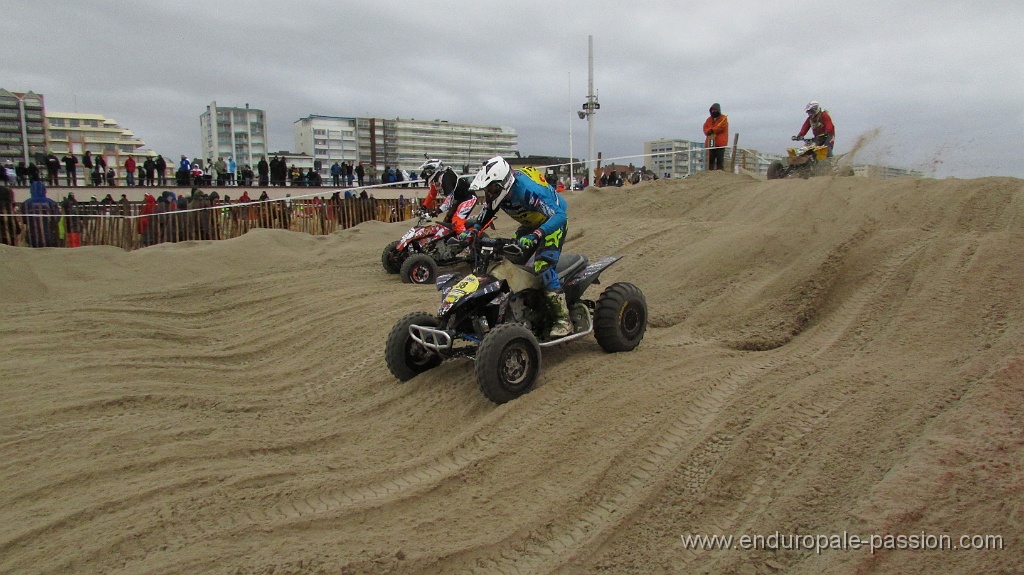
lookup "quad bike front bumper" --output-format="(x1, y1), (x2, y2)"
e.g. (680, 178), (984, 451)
(409, 325), (456, 354)
(409, 302), (596, 353)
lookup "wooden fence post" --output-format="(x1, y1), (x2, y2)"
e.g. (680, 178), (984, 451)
(730, 133), (740, 173)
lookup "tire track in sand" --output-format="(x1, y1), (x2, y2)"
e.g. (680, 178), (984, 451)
(171, 374), (587, 542)
(447, 233), (938, 574)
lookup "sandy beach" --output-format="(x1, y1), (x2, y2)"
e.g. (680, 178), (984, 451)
(2, 171), (1022, 574)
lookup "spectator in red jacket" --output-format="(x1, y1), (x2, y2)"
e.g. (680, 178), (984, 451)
(124, 156), (137, 186)
(794, 101), (835, 155)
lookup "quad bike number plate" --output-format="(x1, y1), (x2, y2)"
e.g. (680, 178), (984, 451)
(444, 276), (480, 305)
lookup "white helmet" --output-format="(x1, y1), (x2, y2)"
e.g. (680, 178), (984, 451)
(805, 101), (821, 115)
(470, 156), (513, 210)
(418, 158), (443, 178)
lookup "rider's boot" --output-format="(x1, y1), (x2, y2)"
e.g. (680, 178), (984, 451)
(548, 291), (573, 338)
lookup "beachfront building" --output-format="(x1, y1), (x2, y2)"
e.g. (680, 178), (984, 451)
(644, 139), (707, 178)
(645, 137), (790, 177)
(294, 116), (518, 179)
(0, 88), (46, 167)
(852, 164), (923, 178)
(293, 115), (358, 175)
(45, 111), (154, 184)
(199, 102), (267, 170)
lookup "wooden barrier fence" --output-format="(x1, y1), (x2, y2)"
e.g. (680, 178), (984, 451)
(0, 196), (418, 251)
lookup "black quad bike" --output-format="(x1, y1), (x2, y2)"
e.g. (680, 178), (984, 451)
(385, 236), (648, 404)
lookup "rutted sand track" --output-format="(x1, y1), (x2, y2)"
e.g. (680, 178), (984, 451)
(2, 172), (1022, 575)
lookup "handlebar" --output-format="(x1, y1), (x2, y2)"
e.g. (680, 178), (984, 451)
(479, 236), (524, 257)
(793, 135), (831, 145)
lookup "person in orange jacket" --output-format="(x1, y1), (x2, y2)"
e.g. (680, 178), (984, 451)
(703, 103), (729, 171)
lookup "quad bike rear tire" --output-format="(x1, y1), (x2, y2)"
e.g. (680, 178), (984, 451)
(385, 312), (444, 381)
(767, 161), (787, 180)
(382, 241), (404, 274)
(594, 282), (648, 353)
(476, 324), (541, 404)
(401, 253), (439, 285)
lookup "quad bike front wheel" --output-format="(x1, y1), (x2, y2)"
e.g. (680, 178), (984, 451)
(767, 161), (787, 180)
(401, 253), (439, 285)
(385, 312), (443, 381)
(475, 324), (541, 404)
(382, 241), (404, 274)
(594, 282), (648, 353)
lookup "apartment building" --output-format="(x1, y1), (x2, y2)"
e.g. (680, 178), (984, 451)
(293, 115), (358, 170)
(644, 139), (707, 178)
(45, 111), (154, 181)
(199, 102), (267, 169)
(0, 88), (46, 166)
(295, 116), (518, 177)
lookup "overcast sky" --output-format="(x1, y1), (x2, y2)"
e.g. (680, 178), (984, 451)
(5, 1), (1022, 178)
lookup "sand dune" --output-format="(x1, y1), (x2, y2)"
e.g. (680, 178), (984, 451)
(2, 172), (1022, 574)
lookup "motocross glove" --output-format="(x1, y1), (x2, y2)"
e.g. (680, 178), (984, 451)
(517, 230), (543, 251)
(457, 227), (479, 243)
(792, 135), (802, 141)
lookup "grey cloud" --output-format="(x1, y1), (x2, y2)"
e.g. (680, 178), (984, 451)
(4, 0), (1022, 177)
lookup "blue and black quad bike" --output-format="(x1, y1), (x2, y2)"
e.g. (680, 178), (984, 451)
(385, 235), (647, 404)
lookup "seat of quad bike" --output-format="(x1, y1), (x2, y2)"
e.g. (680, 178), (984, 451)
(555, 253), (588, 281)
(507, 251), (587, 281)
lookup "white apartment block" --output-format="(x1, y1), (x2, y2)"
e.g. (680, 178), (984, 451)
(645, 137), (794, 177)
(296, 116), (518, 176)
(644, 139), (707, 178)
(45, 111), (154, 181)
(199, 102), (267, 169)
(0, 88), (45, 166)
(294, 115), (358, 169)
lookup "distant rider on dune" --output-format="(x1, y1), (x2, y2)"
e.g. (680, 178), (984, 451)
(794, 101), (835, 156)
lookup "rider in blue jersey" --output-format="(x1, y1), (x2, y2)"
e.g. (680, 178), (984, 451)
(459, 156), (571, 337)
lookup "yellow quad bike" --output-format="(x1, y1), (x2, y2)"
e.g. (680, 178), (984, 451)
(767, 137), (834, 179)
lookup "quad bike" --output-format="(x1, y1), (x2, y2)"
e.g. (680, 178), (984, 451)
(381, 208), (478, 284)
(767, 137), (834, 179)
(385, 235), (648, 404)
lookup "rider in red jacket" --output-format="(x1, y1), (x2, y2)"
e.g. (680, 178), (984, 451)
(795, 101), (835, 156)
(431, 167), (476, 233)
(418, 159), (478, 233)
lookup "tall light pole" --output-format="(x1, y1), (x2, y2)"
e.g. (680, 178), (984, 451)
(577, 35), (600, 186)
(568, 72), (573, 189)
